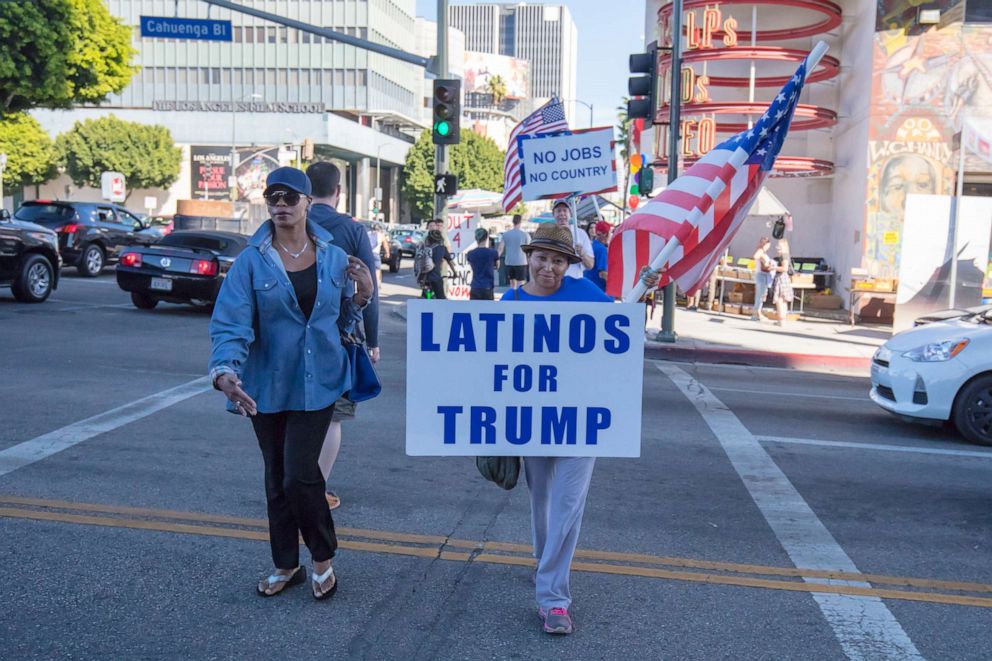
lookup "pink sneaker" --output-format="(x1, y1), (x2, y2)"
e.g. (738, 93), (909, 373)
(540, 607), (574, 635)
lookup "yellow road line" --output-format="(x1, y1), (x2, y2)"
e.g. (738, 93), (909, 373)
(4, 499), (992, 608)
(2, 495), (989, 595)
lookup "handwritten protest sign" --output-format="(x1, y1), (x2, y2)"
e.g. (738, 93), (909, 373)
(405, 300), (644, 457)
(518, 127), (617, 201)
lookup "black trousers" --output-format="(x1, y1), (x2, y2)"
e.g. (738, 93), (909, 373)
(251, 405), (337, 569)
(469, 288), (494, 300)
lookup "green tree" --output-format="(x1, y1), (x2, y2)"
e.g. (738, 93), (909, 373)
(0, 0), (137, 115)
(56, 115), (182, 197)
(0, 113), (58, 187)
(402, 130), (506, 220)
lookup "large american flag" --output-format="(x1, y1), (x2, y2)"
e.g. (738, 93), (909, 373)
(502, 97), (569, 211)
(606, 53), (813, 300)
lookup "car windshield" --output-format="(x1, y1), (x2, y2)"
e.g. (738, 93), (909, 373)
(14, 204), (74, 227)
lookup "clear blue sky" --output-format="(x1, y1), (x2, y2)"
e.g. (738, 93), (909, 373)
(415, 0), (645, 129)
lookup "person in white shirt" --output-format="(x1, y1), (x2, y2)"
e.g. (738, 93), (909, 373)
(552, 200), (594, 279)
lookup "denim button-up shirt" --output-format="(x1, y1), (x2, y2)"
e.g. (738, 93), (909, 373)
(209, 220), (362, 413)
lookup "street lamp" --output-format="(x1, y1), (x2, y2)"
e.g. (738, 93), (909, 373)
(562, 99), (594, 129)
(230, 92), (262, 201)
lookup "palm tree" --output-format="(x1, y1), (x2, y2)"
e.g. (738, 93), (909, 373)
(617, 98), (632, 215)
(487, 75), (508, 106)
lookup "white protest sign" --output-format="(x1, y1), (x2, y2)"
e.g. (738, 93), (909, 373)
(445, 212), (480, 300)
(518, 127), (616, 201)
(405, 300), (644, 457)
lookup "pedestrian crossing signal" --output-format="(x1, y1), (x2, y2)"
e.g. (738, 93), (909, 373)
(434, 174), (457, 197)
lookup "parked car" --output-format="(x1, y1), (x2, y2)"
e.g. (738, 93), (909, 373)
(870, 308), (992, 445)
(115, 230), (247, 310)
(392, 228), (426, 258)
(0, 208), (62, 302)
(358, 220), (402, 273)
(13, 201), (162, 277)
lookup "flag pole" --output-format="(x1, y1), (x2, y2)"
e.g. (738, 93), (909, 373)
(949, 120), (967, 309)
(622, 40), (829, 305)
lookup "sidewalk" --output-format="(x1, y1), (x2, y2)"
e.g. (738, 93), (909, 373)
(642, 306), (889, 373)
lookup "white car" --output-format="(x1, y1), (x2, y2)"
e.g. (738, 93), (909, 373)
(870, 308), (992, 445)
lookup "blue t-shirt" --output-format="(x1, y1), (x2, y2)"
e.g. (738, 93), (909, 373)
(582, 240), (609, 291)
(500, 274), (613, 302)
(467, 246), (499, 290)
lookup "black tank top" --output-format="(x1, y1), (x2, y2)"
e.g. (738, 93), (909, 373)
(287, 262), (317, 320)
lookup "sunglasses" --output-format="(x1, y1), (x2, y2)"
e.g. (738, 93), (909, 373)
(264, 190), (304, 206)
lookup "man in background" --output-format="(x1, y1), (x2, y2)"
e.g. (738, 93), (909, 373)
(498, 214), (530, 289)
(583, 220), (610, 291)
(466, 228), (499, 300)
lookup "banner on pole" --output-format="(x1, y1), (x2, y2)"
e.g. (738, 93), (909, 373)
(518, 127), (617, 201)
(405, 300), (644, 457)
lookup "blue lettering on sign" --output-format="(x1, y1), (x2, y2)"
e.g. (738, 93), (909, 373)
(140, 16), (232, 41)
(434, 405), (612, 446)
(568, 314), (596, 353)
(541, 407), (578, 445)
(447, 313), (477, 352)
(478, 313), (504, 351)
(585, 408), (611, 445)
(604, 315), (631, 354)
(470, 406), (497, 444)
(438, 406), (463, 444)
(533, 314), (560, 352)
(506, 407), (533, 445)
(421, 313), (440, 351)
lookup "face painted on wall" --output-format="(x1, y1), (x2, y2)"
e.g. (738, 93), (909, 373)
(880, 155), (937, 214)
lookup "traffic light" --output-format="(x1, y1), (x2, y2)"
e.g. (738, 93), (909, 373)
(627, 44), (658, 124)
(637, 166), (655, 197)
(432, 79), (461, 145)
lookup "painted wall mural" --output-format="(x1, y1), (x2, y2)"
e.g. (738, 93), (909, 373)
(864, 9), (992, 280)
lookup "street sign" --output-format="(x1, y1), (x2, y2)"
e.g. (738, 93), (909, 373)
(139, 16), (232, 41)
(435, 174), (458, 197)
(101, 172), (126, 203)
(144, 196), (157, 212)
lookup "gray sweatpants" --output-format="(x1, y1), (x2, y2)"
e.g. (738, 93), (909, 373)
(523, 456), (596, 610)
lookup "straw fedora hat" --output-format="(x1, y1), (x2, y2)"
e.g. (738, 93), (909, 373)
(520, 224), (581, 264)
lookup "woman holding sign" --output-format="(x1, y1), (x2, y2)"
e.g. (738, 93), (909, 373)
(209, 167), (374, 601)
(499, 223), (655, 635)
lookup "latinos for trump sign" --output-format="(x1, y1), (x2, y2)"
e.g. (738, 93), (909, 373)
(405, 300), (644, 457)
(518, 127), (617, 201)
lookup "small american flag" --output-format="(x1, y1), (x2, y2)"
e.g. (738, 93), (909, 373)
(502, 98), (569, 211)
(607, 50), (816, 300)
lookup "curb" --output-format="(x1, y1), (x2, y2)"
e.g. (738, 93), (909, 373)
(645, 341), (872, 372)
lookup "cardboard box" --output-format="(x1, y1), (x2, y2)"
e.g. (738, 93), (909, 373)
(728, 292), (744, 304)
(808, 294), (843, 309)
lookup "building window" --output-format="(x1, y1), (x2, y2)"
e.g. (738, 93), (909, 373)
(333, 70), (344, 87)
(201, 68), (210, 84)
(244, 25), (254, 43)
(301, 30), (311, 44)
(278, 70), (288, 85)
(267, 27), (276, 43)
(234, 69), (243, 86)
(178, 69), (188, 85)
(256, 26), (265, 43)
(345, 70), (356, 87)
(166, 68), (176, 85)
(289, 70), (299, 86)
(266, 69), (276, 86)
(278, 27), (287, 43)
(233, 26), (242, 42)
(323, 70), (333, 86)
(222, 69), (231, 85)
(358, 70), (367, 86)
(211, 68), (221, 84)
(288, 29), (298, 44)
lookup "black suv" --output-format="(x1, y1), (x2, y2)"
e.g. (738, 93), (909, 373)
(14, 201), (160, 277)
(0, 209), (62, 302)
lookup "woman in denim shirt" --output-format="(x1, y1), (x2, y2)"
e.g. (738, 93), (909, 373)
(209, 167), (373, 600)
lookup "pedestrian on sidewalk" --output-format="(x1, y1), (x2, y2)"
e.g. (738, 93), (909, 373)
(498, 214), (530, 289)
(771, 239), (794, 327)
(209, 166), (374, 599)
(552, 200), (595, 279)
(582, 220), (610, 291)
(751, 237), (774, 321)
(466, 228), (499, 300)
(500, 223), (657, 636)
(306, 162), (381, 512)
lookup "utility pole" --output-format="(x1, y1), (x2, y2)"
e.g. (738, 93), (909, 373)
(433, 0), (449, 223)
(657, 0), (683, 343)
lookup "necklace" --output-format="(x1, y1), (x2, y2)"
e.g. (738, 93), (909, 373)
(277, 238), (309, 259)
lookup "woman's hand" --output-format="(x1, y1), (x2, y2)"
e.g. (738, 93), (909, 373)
(347, 256), (373, 303)
(639, 266), (660, 288)
(216, 373), (257, 416)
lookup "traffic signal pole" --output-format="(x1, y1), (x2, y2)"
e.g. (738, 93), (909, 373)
(433, 0), (449, 222)
(657, 0), (683, 344)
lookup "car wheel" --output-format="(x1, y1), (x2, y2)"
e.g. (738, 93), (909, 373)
(131, 291), (159, 310)
(78, 244), (105, 277)
(952, 375), (992, 446)
(389, 255), (400, 273)
(11, 254), (54, 303)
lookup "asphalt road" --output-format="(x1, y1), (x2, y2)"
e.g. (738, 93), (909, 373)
(2, 267), (991, 660)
